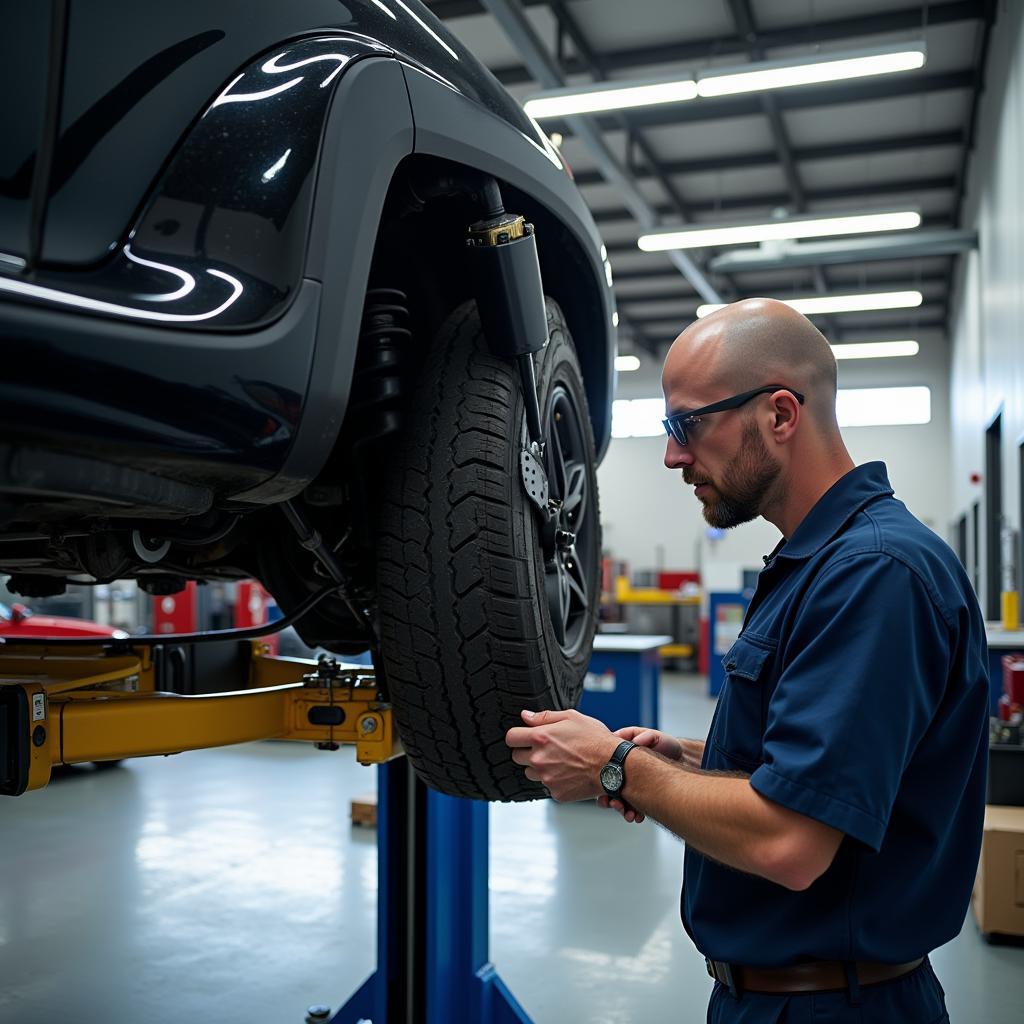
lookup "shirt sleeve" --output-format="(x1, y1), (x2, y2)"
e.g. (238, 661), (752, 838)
(749, 552), (951, 851)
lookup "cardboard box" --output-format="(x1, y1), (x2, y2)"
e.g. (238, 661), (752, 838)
(972, 805), (1024, 936)
(350, 791), (377, 828)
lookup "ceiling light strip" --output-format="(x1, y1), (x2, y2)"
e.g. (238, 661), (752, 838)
(831, 340), (920, 360)
(524, 43), (926, 119)
(524, 78), (698, 119)
(639, 211), (921, 251)
(696, 291), (923, 317)
(697, 47), (926, 98)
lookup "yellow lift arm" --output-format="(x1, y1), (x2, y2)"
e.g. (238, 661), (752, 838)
(0, 641), (401, 796)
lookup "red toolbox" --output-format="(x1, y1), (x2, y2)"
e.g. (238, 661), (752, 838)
(1003, 655), (1024, 705)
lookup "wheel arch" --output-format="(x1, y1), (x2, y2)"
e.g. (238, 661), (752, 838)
(399, 62), (616, 462)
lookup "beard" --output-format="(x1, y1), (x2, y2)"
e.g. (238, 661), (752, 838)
(683, 419), (782, 529)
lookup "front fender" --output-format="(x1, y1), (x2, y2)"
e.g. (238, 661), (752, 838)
(400, 64), (616, 458)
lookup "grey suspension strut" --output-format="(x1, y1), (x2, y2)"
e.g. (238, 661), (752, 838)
(464, 188), (557, 519)
(404, 168), (556, 519)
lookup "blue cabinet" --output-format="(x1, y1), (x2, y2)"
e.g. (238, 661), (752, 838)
(579, 634), (671, 730)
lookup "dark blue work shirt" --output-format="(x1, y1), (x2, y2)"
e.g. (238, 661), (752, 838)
(683, 462), (989, 967)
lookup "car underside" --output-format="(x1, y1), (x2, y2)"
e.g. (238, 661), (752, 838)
(1, 3), (615, 800)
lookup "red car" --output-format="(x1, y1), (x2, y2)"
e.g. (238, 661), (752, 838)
(0, 602), (127, 640)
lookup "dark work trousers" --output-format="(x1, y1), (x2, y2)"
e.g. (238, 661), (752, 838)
(707, 959), (950, 1023)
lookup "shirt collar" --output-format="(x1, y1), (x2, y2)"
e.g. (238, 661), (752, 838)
(773, 461), (894, 562)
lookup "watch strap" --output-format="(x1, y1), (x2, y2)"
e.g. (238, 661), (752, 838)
(601, 739), (637, 799)
(610, 739), (636, 768)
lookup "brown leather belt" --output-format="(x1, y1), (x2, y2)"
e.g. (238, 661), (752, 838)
(705, 956), (924, 996)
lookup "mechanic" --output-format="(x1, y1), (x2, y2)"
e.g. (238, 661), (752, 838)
(506, 298), (989, 1022)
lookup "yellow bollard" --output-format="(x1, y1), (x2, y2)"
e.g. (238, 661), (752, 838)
(1002, 590), (1020, 632)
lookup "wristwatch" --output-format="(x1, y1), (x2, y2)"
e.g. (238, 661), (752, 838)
(599, 739), (637, 799)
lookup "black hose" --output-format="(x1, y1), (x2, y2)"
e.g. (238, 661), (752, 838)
(0, 581), (349, 648)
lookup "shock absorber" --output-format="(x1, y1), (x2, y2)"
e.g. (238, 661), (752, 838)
(405, 167), (555, 519)
(353, 287), (411, 428)
(345, 288), (412, 545)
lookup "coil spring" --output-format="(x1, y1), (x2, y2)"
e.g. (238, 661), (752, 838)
(352, 288), (411, 433)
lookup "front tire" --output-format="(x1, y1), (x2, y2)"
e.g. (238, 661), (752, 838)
(376, 298), (600, 801)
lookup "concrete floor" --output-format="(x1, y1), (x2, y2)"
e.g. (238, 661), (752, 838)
(1, 673), (1021, 1023)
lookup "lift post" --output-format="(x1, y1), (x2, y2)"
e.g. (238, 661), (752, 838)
(338, 758), (532, 1024)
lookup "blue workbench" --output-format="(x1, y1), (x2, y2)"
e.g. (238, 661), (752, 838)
(579, 633), (672, 731)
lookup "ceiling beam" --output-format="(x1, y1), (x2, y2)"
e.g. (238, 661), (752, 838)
(593, 176), (957, 232)
(626, 317), (948, 353)
(627, 301), (946, 323)
(615, 273), (950, 307)
(724, 0), (839, 335)
(541, 71), (975, 135)
(426, 0), (550, 17)
(569, 132), (964, 186)
(478, 0), (723, 304)
(943, 0), (997, 330)
(708, 230), (977, 273)
(546, 0), (697, 220)
(488, 2), (989, 86)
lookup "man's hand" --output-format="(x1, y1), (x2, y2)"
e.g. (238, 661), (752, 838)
(505, 708), (620, 803)
(596, 729), (705, 823)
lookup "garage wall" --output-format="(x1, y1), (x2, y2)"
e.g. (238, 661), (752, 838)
(949, 0), (1024, 611)
(598, 328), (951, 582)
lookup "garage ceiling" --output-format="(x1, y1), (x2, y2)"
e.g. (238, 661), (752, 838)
(421, 0), (994, 356)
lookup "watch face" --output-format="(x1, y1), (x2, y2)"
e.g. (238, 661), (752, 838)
(600, 764), (624, 792)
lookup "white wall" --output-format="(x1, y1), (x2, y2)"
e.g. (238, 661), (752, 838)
(598, 330), (951, 584)
(949, 0), (1024, 613)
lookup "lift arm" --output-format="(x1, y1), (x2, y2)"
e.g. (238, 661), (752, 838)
(0, 642), (400, 796)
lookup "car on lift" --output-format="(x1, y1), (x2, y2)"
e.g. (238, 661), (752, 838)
(0, 0), (616, 801)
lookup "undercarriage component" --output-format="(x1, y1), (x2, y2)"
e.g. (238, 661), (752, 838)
(0, 445), (215, 520)
(6, 574), (68, 598)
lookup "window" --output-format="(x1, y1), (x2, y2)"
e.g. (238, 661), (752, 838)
(611, 386), (932, 439)
(835, 387), (931, 427)
(611, 398), (665, 438)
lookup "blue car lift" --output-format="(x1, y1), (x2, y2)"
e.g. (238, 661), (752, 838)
(336, 758), (533, 1024)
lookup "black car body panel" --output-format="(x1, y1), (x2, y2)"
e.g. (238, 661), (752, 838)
(0, 0), (614, 529)
(0, 2), (54, 265)
(35, 0), (533, 268)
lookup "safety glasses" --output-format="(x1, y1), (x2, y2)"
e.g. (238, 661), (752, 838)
(662, 385), (805, 446)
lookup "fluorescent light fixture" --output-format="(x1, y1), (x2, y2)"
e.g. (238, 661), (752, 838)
(615, 355), (641, 372)
(638, 210), (921, 252)
(831, 340), (919, 360)
(696, 290), (923, 318)
(524, 76), (698, 119)
(836, 386), (931, 427)
(697, 43), (926, 97)
(524, 43), (925, 120)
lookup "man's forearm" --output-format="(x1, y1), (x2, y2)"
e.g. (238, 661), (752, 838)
(679, 737), (705, 770)
(621, 747), (832, 891)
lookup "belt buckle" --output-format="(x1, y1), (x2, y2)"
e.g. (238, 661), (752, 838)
(705, 957), (741, 999)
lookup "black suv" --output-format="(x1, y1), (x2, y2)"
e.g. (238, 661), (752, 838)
(0, 0), (616, 800)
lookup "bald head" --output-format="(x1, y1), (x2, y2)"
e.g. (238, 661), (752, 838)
(664, 298), (839, 434)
